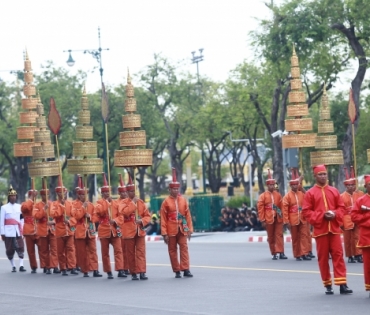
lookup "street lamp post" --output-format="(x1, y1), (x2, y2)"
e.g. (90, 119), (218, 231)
(63, 27), (110, 175)
(191, 48), (206, 194)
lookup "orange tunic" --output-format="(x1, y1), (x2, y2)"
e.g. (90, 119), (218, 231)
(282, 190), (306, 225)
(160, 195), (193, 236)
(32, 200), (55, 237)
(257, 191), (283, 224)
(119, 199), (151, 238)
(94, 198), (123, 238)
(340, 191), (364, 230)
(302, 184), (344, 237)
(21, 199), (36, 235)
(71, 200), (97, 239)
(352, 194), (370, 248)
(50, 200), (76, 238)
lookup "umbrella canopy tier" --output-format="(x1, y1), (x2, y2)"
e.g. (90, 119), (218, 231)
(315, 135), (337, 149)
(310, 150), (344, 166)
(285, 118), (313, 132)
(320, 108), (331, 120)
(122, 114), (141, 129)
(67, 158), (103, 175)
(282, 134), (317, 149)
(290, 79), (302, 90)
(36, 116), (47, 129)
(125, 98), (137, 112)
(76, 126), (93, 140)
(78, 110), (90, 125)
(28, 161), (60, 177)
(72, 141), (97, 157)
(288, 91), (306, 104)
(32, 144), (55, 159)
(19, 111), (38, 124)
(126, 85), (134, 98)
(24, 72), (34, 84)
(287, 104), (309, 117)
(114, 149), (153, 167)
(318, 121), (334, 134)
(291, 67), (300, 79)
(23, 85), (36, 97)
(13, 142), (39, 157)
(119, 130), (146, 147)
(34, 130), (51, 143)
(81, 96), (89, 110)
(21, 98), (38, 110)
(17, 126), (39, 140)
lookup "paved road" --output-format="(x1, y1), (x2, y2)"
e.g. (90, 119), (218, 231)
(0, 239), (368, 315)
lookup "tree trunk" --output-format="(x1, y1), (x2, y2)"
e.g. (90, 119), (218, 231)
(9, 157), (29, 203)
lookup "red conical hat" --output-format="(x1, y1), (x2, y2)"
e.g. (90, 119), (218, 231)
(289, 169), (299, 185)
(101, 173), (110, 193)
(344, 166), (356, 185)
(118, 173), (127, 193)
(266, 168), (276, 185)
(364, 175), (370, 185)
(126, 172), (135, 192)
(55, 175), (66, 193)
(169, 167), (180, 188)
(28, 178), (38, 196)
(40, 178), (49, 195)
(78, 175), (88, 195)
(313, 164), (327, 175)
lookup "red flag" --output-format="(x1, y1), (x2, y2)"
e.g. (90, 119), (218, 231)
(48, 97), (62, 135)
(348, 88), (356, 124)
(101, 83), (110, 123)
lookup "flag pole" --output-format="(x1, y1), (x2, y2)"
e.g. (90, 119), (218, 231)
(348, 88), (357, 177)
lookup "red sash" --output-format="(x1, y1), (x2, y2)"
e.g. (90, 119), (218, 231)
(167, 212), (178, 221)
(4, 218), (23, 236)
(124, 214), (135, 223)
(77, 218), (85, 225)
(38, 217), (47, 224)
(264, 205), (273, 211)
(55, 217), (64, 224)
(99, 216), (110, 225)
(289, 205), (298, 213)
(24, 216), (34, 224)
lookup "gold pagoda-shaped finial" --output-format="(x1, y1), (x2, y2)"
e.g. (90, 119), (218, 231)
(127, 68), (132, 84)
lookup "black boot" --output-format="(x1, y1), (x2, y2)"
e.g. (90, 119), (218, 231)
(31, 268), (37, 274)
(325, 285), (334, 295)
(11, 267), (16, 273)
(93, 270), (102, 277)
(340, 284), (353, 294)
(43, 268), (47, 274)
(272, 254), (278, 260)
(19, 266), (27, 272)
(62, 270), (68, 276)
(348, 256), (356, 263)
(296, 257), (302, 261)
(132, 273), (139, 280)
(117, 270), (127, 278)
(302, 255), (312, 261)
(70, 268), (79, 275)
(183, 270), (193, 277)
(83, 272), (89, 277)
(123, 269), (130, 275)
(356, 255), (363, 263)
(53, 268), (61, 274)
(309, 251), (316, 258)
(76, 266), (81, 272)
(107, 272), (114, 279)
(175, 271), (182, 278)
(46, 268), (52, 275)
(140, 273), (148, 280)
(279, 253), (288, 259)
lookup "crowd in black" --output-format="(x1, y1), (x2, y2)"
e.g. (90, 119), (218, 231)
(215, 203), (264, 232)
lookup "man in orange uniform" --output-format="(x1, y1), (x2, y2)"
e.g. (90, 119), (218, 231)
(341, 166), (364, 263)
(21, 179), (40, 273)
(351, 174), (370, 295)
(94, 173), (124, 279)
(257, 169), (286, 260)
(283, 170), (310, 261)
(161, 168), (193, 278)
(302, 165), (352, 295)
(120, 173), (151, 280)
(71, 176), (102, 278)
(50, 176), (78, 276)
(112, 174), (130, 276)
(32, 179), (60, 274)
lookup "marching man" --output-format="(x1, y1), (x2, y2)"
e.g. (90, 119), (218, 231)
(160, 168), (193, 278)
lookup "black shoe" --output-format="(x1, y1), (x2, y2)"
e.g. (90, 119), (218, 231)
(31, 268), (37, 273)
(309, 251), (316, 258)
(132, 273), (139, 280)
(183, 270), (193, 277)
(124, 269), (130, 275)
(356, 255), (363, 263)
(325, 285), (334, 295)
(107, 272), (114, 279)
(272, 254), (278, 260)
(83, 272), (89, 277)
(43, 268), (47, 274)
(296, 257), (302, 261)
(76, 266), (81, 272)
(53, 268), (61, 274)
(11, 267), (16, 273)
(70, 268), (78, 275)
(279, 253), (288, 259)
(62, 270), (68, 276)
(19, 266), (26, 272)
(348, 256), (356, 263)
(117, 270), (127, 278)
(46, 269), (52, 275)
(175, 271), (182, 278)
(66, 268), (71, 272)
(140, 273), (148, 280)
(340, 284), (353, 294)
(93, 270), (102, 277)
(302, 255), (312, 261)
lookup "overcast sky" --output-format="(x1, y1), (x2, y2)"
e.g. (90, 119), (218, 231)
(0, 0), (282, 92)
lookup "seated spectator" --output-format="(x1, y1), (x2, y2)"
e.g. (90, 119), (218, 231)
(220, 213), (235, 232)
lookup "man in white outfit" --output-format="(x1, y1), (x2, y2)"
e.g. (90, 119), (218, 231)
(1, 185), (26, 272)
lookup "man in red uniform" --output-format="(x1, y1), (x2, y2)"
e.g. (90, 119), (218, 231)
(302, 164), (352, 294)
(94, 173), (124, 279)
(257, 169), (286, 260)
(50, 176), (78, 276)
(161, 168), (193, 278)
(20, 179), (39, 273)
(32, 179), (60, 274)
(351, 174), (370, 294)
(341, 166), (364, 263)
(112, 174), (130, 275)
(282, 170), (310, 261)
(71, 176), (102, 278)
(120, 173), (151, 280)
